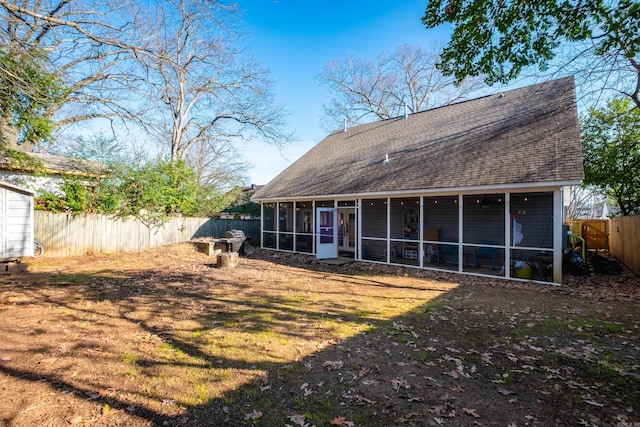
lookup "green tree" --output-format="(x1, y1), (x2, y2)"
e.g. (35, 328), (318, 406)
(0, 48), (66, 147)
(34, 178), (92, 214)
(422, 0), (640, 107)
(115, 159), (198, 227)
(581, 98), (640, 216)
(0, 0), (146, 151)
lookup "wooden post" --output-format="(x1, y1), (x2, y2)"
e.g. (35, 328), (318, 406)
(217, 252), (239, 268)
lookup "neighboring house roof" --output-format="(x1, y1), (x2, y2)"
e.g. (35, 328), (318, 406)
(254, 77), (583, 201)
(600, 202), (620, 218)
(243, 184), (264, 193)
(0, 152), (107, 178)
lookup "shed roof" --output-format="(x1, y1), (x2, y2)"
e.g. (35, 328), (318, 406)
(0, 180), (34, 195)
(254, 77), (583, 201)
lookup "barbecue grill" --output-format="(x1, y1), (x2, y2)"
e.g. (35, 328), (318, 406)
(223, 229), (246, 253)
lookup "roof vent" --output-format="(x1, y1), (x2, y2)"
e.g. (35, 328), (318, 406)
(404, 104), (409, 119)
(343, 118), (347, 132)
(382, 153), (390, 164)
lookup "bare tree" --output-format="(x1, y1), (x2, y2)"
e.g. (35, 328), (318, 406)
(138, 0), (290, 164)
(318, 44), (484, 130)
(0, 0), (146, 150)
(566, 185), (607, 219)
(187, 138), (249, 190)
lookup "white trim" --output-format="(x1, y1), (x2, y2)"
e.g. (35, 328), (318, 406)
(419, 197), (424, 268)
(252, 181), (580, 203)
(356, 199), (362, 260)
(275, 202), (280, 250)
(260, 204), (264, 249)
(458, 194), (463, 273)
(386, 197), (391, 264)
(505, 193), (511, 279)
(553, 190), (563, 283)
(0, 180), (35, 195)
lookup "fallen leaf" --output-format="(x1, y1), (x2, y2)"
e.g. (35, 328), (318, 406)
(391, 378), (410, 392)
(462, 407), (480, 418)
(323, 360), (344, 371)
(289, 414), (307, 426)
(429, 405), (447, 416)
(244, 409), (263, 420)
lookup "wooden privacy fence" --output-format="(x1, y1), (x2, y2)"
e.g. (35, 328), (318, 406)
(609, 216), (640, 275)
(565, 219), (608, 250)
(34, 211), (260, 257)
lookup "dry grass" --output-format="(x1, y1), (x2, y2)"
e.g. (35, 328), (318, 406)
(0, 243), (638, 426)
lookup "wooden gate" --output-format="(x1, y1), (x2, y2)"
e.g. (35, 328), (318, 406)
(565, 219), (608, 250)
(582, 220), (608, 249)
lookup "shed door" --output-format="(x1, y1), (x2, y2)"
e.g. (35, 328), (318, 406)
(4, 189), (33, 258)
(316, 208), (338, 259)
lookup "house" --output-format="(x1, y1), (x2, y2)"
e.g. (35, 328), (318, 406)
(0, 181), (34, 260)
(0, 152), (106, 195)
(217, 184), (263, 219)
(252, 77), (584, 283)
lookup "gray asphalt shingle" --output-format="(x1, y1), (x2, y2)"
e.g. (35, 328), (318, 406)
(254, 77), (583, 200)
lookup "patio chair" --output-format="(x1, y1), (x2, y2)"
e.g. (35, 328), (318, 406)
(437, 238), (458, 264)
(473, 240), (498, 270)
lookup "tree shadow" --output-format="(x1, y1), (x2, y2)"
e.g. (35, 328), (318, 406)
(0, 253), (462, 426)
(3, 250), (635, 426)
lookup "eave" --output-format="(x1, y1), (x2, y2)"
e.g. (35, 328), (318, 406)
(252, 179), (582, 203)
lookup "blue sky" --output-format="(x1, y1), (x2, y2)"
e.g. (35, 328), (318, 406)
(236, 1), (454, 185)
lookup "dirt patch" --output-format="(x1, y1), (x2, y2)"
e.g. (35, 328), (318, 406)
(1, 244), (639, 426)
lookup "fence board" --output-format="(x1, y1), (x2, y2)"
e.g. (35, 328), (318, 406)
(34, 211), (260, 257)
(609, 216), (640, 275)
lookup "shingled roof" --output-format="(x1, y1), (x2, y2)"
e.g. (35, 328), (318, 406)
(0, 152), (107, 177)
(254, 77), (583, 201)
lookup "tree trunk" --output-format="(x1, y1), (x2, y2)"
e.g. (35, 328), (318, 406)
(0, 116), (18, 148)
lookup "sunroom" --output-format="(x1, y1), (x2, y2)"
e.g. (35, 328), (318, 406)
(253, 78), (584, 284)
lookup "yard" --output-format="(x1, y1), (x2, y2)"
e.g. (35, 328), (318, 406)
(1, 244), (639, 427)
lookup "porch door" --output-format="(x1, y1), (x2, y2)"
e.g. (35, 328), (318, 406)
(316, 208), (338, 259)
(338, 208), (356, 253)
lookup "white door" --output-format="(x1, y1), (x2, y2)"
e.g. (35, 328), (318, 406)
(316, 208), (338, 259)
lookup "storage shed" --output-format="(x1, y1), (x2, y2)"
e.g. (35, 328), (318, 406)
(0, 181), (34, 260)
